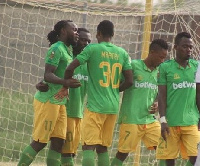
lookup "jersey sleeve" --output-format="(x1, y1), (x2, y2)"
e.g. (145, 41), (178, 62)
(131, 60), (136, 71)
(157, 63), (167, 85)
(196, 62), (200, 83)
(122, 51), (132, 71)
(45, 48), (62, 67)
(76, 45), (91, 65)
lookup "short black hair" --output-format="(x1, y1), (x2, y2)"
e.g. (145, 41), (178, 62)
(149, 39), (169, 51)
(175, 32), (191, 45)
(97, 20), (114, 37)
(78, 28), (90, 34)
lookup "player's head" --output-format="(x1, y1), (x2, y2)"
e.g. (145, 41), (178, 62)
(174, 32), (193, 60)
(75, 28), (91, 53)
(96, 20), (114, 43)
(148, 39), (168, 67)
(47, 20), (78, 46)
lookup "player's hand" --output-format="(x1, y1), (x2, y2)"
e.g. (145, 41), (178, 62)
(63, 78), (81, 88)
(36, 81), (49, 92)
(54, 87), (69, 100)
(198, 119), (200, 131)
(161, 123), (170, 141)
(149, 101), (158, 114)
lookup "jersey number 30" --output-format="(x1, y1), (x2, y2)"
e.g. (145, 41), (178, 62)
(99, 61), (122, 88)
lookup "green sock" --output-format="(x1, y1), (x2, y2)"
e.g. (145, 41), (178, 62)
(82, 150), (95, 166)
(61, 156), (74, 166)
(17, 145), (37, 166)
(185, 160), (193, 166)
(111, 157), (123, 166)
(159, 160), (166, 166)
(46, 149), (61, 166)
(97, 152), (110, 166)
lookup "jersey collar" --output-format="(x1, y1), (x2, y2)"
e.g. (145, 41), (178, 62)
(174, 59), (191, 70)
(142, 60), (157, 72)
(99, 41), (112, 45)
(60, 41), (73, 57)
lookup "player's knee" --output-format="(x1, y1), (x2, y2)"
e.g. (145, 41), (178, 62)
(50, 137), (65, 152)
(116, 151), (128, 161)
(96, 145), (107, 153)
(31, 141), (47, 152)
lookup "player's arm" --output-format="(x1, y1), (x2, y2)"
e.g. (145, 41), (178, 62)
(197, 83), (200, 112)
(196, 63), (200, 113)
(36, 80), (49, 92)
(65, 59), (81, 80)
(149, 97), (158, 114)
(44, 63), (80, 88)
(195, 63), (200, 130)
(196, 83), (200, 131)
(65, 45), (90, 80)
(53, 60), (82, 100)
(158, 85), (167, 117)
(119, 69), (133, 92)
(158, 85), (169, 141)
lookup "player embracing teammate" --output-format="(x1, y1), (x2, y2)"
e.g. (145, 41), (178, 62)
(18, 18), (200, 166)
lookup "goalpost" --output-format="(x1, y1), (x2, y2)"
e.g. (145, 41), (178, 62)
(0, 0), (200, 165)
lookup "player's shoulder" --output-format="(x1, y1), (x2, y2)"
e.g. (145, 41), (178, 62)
(49, 41), (66, 53)
(87, 43), (97, 47)
(83, 43), (99, 50)
(130, 59), (143, 69)
(158, 60), (175, 72)
(189, 58), (199, 67)
(52, 41), (64, 48)
(131, 59), (142, 66)
(160, 59), (174, 67)
(131, 59), (141, 63)
(102, 42), (127, 53)
(115, 45), (128, 53)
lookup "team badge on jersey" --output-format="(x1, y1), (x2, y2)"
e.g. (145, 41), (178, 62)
(137, 75), (143, 81)
(49, 51), (55, 59)
(174, 73), (180, 79)
(157, 71), (160, 78)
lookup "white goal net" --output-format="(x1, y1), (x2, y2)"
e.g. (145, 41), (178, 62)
(0, 0), (200, 165)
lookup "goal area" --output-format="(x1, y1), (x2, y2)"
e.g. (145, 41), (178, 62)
(0, 0), (200, 165)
